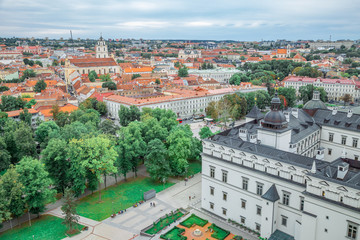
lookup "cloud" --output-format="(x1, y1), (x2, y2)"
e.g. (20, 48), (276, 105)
(116, 21), (170, 29)
(184, 21), (215, 27)
(0, 0), (359, 40)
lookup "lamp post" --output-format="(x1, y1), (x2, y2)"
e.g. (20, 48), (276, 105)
(22, 194), (31, 227)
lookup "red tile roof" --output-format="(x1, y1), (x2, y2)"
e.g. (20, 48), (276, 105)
(69, 58), (118, 67)
(6, 108), (39, 117)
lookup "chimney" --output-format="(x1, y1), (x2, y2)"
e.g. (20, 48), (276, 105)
(337, 162), (349, 180)
(347, 109), (353, 118)
(341, 147), (347, 159)
(291, 108), (298, 118)
(311, 160), (317, 174)
(332, 107), (338, 115)
(284, 111), (290, 122)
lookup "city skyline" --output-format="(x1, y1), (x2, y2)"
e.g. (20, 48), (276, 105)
(0, 0), (359, 41)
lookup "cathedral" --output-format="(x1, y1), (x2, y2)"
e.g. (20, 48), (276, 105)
(64, 36), (120, 83)
(201, 91), (360, 240)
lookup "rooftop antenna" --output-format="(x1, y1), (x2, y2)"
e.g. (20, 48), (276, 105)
(70, 30), (74, 52)
(330, 35), (331, 42)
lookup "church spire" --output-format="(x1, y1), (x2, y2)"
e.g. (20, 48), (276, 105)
(96, 35), (108, 58)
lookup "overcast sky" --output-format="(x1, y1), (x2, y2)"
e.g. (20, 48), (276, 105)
(0, 0), (359, 41)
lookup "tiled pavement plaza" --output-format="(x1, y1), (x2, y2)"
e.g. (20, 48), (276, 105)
(47, 173), (257, 240)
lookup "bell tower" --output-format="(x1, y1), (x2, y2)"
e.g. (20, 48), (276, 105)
(96, 34), (109, 58)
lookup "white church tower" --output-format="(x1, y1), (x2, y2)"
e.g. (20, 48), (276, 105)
(96, 35), (109, 58)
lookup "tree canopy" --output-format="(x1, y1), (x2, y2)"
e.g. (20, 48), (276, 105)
(178, 67), (189, 77)
(34, 79), (47, 93)
(118, 105), (140, 127)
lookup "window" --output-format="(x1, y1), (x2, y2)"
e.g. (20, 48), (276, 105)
(222, 208), (227, 216)
(355, 155), (359, 161)
(222, 171), (228, 183)
(353, 138), (358, 148)
(281, 216), (288, 227)
(256, 206), (262, 216)
(210, 187), (214, 196)
(256, 183), (263, 195)
(210, 167), (215, 178)
(255, 223), (261, 232)
(328, 148), (332, 155)
(300, 197), (304, 211)
(241, 199), (246, 209)
(223, 192), (227, 201)
(242, 178), (248, 190)
(329, 133), (334, 142)
(342, 136), (347, 145)
(240, 216), (245, 224)
(348, 223), (358, 239)
(283, 192), (290, 206)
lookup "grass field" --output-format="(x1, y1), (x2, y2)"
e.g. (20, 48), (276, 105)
(180, 214), (208, 228)
(0, 215), (83, 240)
(145, 211), (184, 235)
(76, 177), (175, 221)
(160, 226), (186, 240)
(187, 161), (202, 176)
(210, 224), (231, 240)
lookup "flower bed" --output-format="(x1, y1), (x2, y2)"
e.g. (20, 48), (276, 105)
(160, 226), (187, 240)
(209, 223), (230, 240)
(180, 214), (208, 228)
(145, 210), (184, 235)
(227, 218), (260, 237)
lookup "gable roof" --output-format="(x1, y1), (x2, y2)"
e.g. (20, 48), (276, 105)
(69, 58), (117, 68)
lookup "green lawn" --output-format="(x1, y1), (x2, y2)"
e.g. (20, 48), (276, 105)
(0, 215), (83, 240)
(76, 177), (175, 221)
(187, 161), (202, 176)
(145, 211), (184, 235)
(180, 214), (208, 228)
(210, 223), (231, 240)
(160, 226), (186, 240)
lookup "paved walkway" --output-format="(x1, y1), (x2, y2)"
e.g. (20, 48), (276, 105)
(0, 165), (149, 233)
(44, 171), (259, 240)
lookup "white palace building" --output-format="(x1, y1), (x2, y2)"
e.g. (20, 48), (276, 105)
(201, 91), (360, 240)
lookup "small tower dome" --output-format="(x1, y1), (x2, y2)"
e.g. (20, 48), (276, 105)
(303, 90), (327, 116)
(262, 92), (288, 129)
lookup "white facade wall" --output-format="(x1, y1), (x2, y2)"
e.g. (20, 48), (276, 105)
(105, 88), (265, 119)
(257, 129), (292, 152)
(284, 80), (358, 101)
(201, 141), (308, 239)
(188, 69), (242, 83)
(320, 125), (360, 161)
(202, 140), (360, 240)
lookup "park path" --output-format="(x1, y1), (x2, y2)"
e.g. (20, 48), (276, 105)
(0, 165), (149, 234)
(46, 172), (257, 240)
